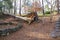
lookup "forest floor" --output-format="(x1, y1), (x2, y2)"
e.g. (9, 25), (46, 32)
(0, 14), (60, 40)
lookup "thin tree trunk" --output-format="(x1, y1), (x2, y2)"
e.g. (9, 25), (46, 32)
(9, 9), (10, 13)
(50, 0), (53, 23)
(14, 0), (16, 15)
(19, 0), (21, 16)
(42, 0), (44, 15)
(33, 0), (39, 22)
(42, 0), (45, 24)
(57, 0), (59, 14)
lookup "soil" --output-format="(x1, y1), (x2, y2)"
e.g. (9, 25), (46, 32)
(0, 14), (60, 40)
(0, 15), (20, 30)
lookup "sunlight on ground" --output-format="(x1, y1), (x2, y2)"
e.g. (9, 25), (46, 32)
(25, 31), (50, 39)
(52, 15), (59, 21)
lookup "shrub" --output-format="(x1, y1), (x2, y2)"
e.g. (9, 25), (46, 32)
(45, 11), (50, 14)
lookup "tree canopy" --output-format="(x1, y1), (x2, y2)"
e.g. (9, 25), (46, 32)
(0, 0), (13, 12)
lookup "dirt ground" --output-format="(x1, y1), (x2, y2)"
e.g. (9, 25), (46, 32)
(0, 15), (60, 40)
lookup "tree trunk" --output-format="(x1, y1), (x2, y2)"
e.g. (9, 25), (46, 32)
(42, 0), (45, 24)
(42, 0), (44, 15)
(14, 0), (16, 15)
(9, 9), (10, 14)
(34, 12), (39, 22)
(19, 0), (21, 16)
(57, 0), (59, 14)
(50, 0), (53, 23)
